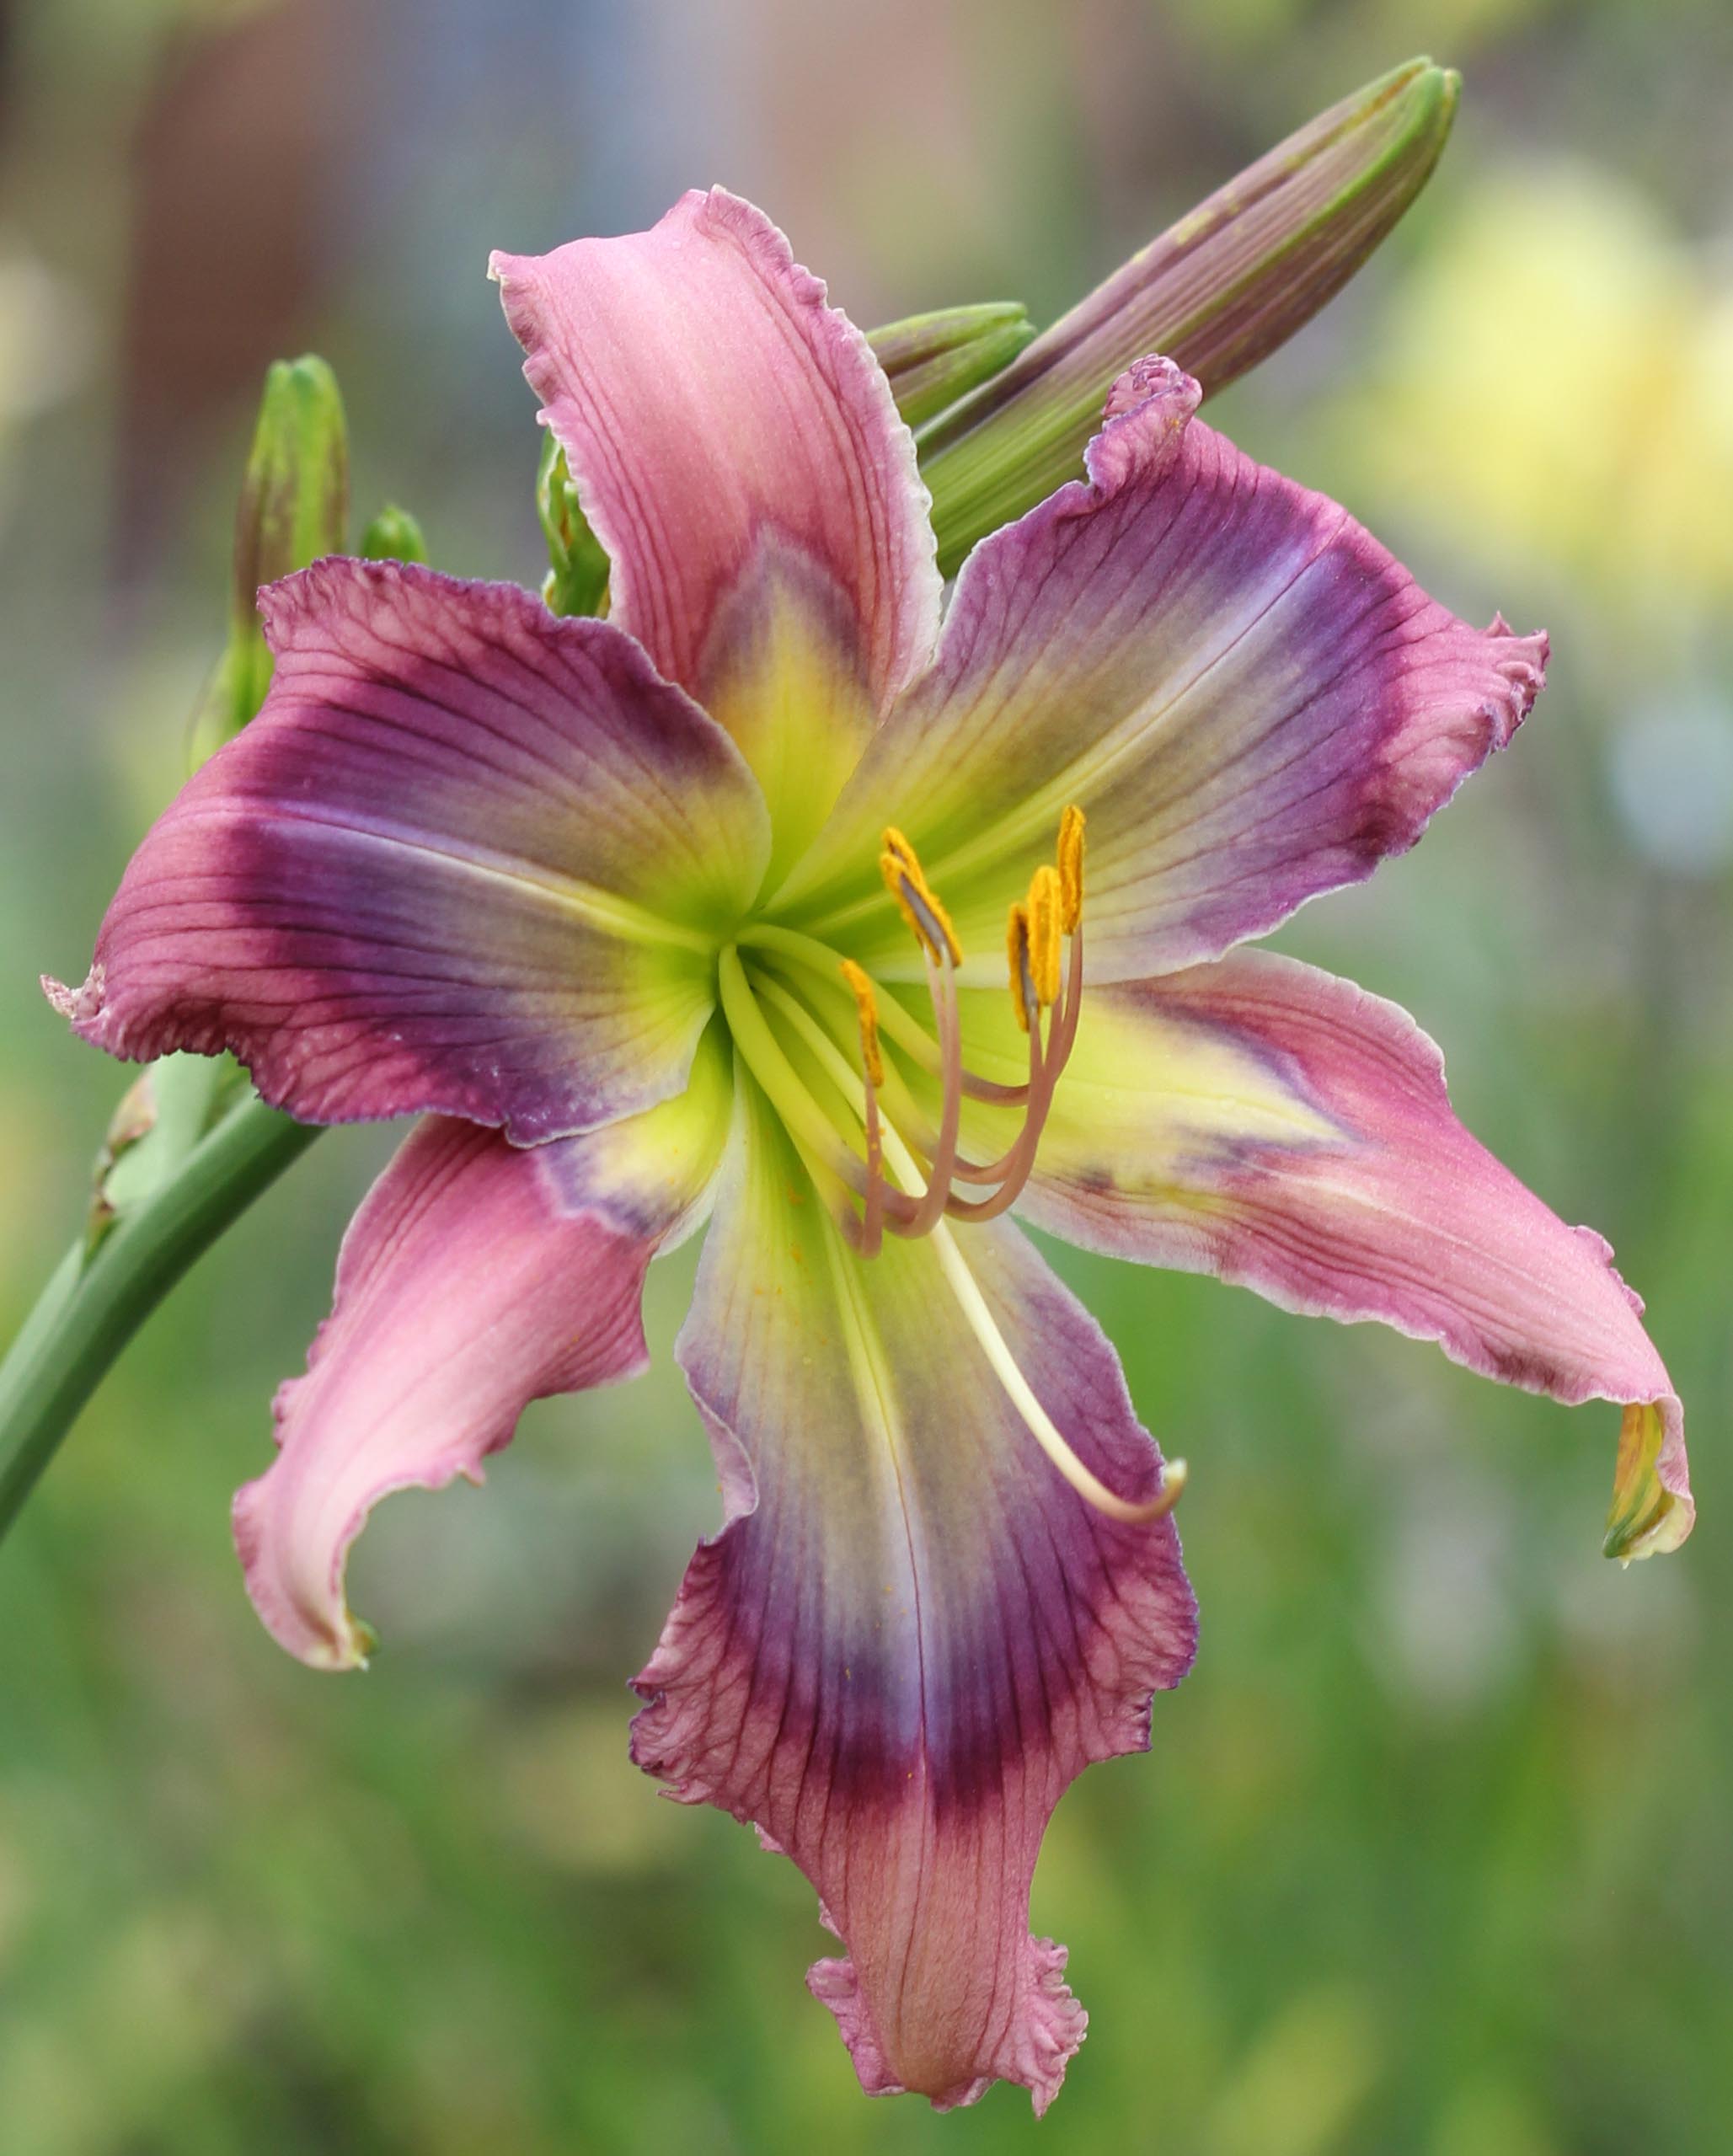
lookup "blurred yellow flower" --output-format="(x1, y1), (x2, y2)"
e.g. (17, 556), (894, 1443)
(1340, 162), (1733, 618)
(0, 251), (88, 431)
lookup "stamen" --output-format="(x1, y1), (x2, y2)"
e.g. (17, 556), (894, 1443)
(746, 970), (918, 1233)
(1051, 916), (1085, 1067)
(1025, 865), (1062, 1009)
(858, 1070), (886, 1260)
(838, 959), (887, 1255)
(1057, 804), (1086, 933)
(880, 827), (963, 966)
(739, 921), (1030, 1105)
(886, 950), (962, 1241)
(837, 959), (884, 1088)
(740, 802), (1095, 1257)
(1006, 903), (1037, 1033)
(868, 1106), (1185, 1527)
(950, 858), (1086, 1217)
(717, 946), (895, 1221)
(944, 995), (1059, 1222)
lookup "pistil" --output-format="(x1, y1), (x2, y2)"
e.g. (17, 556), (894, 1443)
(871, 1081), (1186, 1529)
(737, 921), (1029, 1105)
(715, 945), (876, 1216)
(742, 949), (1185, 1527)
(729, 811), (1091, 1253)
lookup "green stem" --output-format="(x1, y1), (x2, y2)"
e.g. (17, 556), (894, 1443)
(0, 1094), (321, 1538)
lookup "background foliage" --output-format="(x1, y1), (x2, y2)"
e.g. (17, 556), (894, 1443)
(1, 2), (1729, 2148)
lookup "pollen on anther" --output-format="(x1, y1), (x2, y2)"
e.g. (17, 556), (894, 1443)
(1057, 805), (1086, 933)
(879, 826), (962, 966)
(1005, 901), (1034, 1032)
(1025, 865), (1062, 1008)
(838, 959), (885, 1087)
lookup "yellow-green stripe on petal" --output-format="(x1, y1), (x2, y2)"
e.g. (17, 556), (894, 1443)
(634, 1073), (1194, 2113)
(493, 189), (942, 875)
(52, 562), (770, 1142)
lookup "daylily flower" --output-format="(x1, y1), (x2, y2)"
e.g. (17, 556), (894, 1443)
(46, 190), (1689, 2113)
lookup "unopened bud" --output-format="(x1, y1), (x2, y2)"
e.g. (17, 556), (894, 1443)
(918, 59), (1459, 574)
(85, 1053), (242, 1255)
(866, 302), (1035, 430)
(537, 434), (610, 617)
(360, 503), (428, 565)
(190, 355), (349, 764)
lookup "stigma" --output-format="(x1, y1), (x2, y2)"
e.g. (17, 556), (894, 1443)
(722, 810), (1185, 1527)
(843, 816), (1183, 1527)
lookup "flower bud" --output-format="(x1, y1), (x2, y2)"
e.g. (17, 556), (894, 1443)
(866, 302), (1035, 429)
(360, 503), (429, 565)
(918, 58), (1459, 574)
(537, 434), (610, 617)
(86, 1053), (241, 1254)
(190, 356), (349, 763)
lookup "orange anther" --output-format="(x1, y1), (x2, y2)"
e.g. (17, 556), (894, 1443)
(1057, 805), (1086, 934)
(838, 959), (885, 1089)
(879, 827), (962, 966)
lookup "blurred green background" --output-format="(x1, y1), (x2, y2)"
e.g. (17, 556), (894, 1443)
(2, 2), (1730, 2149)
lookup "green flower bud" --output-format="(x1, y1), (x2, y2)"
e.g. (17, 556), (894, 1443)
(537, 433), (610, 618)
(918, 58), (1460, 575)
(360, 503), (429, 565)
(86, 1052), (244, 1255)
(190, 355), (349, 764)
(866, 302), (1035, 429)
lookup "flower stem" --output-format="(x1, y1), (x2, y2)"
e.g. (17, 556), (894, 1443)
(0, 1094), (320, 1538)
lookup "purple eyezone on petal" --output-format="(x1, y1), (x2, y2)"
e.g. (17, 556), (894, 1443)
(773, 356), (1546, 985)
(48, 560), (770, 1140)
(632, 1079), (1195, 2114)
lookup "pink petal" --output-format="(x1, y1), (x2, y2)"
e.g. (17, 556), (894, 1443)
(235, 1038), (732, 1668)
(1003, 948), (1689, 1558)
(492, 190), (942, 872)
(631, 1079), (1195, 2112)
(50, 561), (768, 1138)
(774, 357), (1546, 983)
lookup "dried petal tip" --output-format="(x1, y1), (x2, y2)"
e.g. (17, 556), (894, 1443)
(1604, 1399), (1694, 1563)
(917, 58), (1460, 573)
